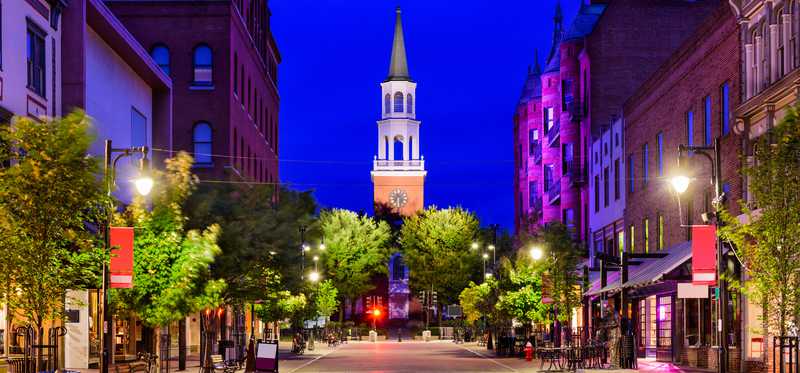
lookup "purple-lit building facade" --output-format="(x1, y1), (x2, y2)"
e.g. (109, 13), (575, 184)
(514, 0), (722, 262)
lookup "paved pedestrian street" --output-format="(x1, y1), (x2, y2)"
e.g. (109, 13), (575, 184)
(279, 341), (526, 373)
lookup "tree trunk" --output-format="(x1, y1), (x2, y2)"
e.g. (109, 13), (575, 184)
(179, 318), (186, 370)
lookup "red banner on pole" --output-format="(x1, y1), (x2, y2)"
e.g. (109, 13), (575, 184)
(109, 227), (134, 288)
(692, 225), (716, 286)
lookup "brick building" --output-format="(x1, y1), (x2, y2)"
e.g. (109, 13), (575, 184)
(514, 0), (721, 261)
(618, 3), (741, 368)
(107, 0), (280, 183)
(727, 0), (800, 370)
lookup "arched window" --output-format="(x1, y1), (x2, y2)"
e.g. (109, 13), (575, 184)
(409, 136), (414, 159)
(150, 44), (170, 75)
(392, 255), (405, 280)
(193, 122), (212, 165)
(393, 92), (404, 113)
(407, 94), (413, 114)
(384, 94), (391, 114)
(193, 44), (213, 85)
(394, 137), (404, 160)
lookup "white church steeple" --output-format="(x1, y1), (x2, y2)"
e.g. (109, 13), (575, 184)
(372, 7), (426, 217)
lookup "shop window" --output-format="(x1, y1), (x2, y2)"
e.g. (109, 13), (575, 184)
(657, 296), (672, 347)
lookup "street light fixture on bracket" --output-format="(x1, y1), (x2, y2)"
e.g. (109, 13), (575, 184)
(101, 140), (152, 373)
(670, 137), (728, 373)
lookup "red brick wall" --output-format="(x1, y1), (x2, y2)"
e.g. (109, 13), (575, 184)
(587, 0), (722, 135)
(623, 4), (742, 253)
(107, 1), (280, 183)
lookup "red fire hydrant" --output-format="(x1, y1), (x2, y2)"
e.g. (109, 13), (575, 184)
(525, 341), (533, 362)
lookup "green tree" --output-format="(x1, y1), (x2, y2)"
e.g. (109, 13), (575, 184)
(314, 280), (340, 322)
(400, 206), (481, 320)
(0, 111), (105, 352)
(111, 152), (225, 333)
(459, 279), (497, 324)
(185, 184), (318, 302)
(537, 223), (582, 323)
(318, 209), (391, 321)
(495, 255), (549, 328)
(720, 106), (800, 336)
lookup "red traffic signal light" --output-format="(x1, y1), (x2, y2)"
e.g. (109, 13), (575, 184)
(373, 308), (381, 317)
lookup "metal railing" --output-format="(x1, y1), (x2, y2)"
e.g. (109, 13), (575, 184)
(547, 181), (561, 204)
(548, 122), (560, 146)
(531, 141), (542, 164)
(373, 159), (425, 171)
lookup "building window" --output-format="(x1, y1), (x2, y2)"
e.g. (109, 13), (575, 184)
(614, 158), (620, 200)
(150, 44), (170, 75)
(778, 8), (786, 76)
(529, 129), (539, 156)
(233, 53), (238, 96)
(544, 107), (555, 131)
(642, 143), (649, 186)
(393, 92), (404, 112)
(617, 231), (625, 256)
(407, 94), (413, 114)
(27, 22), (47, 97)
(562, 80), (573, 111)
(594, 175), (600, 212)
(644, 218), (650, 253)
(657, 133), (664, 177)
(704, 96), (712, 146)
(629, 224), (635, 253)
(131, 107), (147, 149)
(192, 44), (213, 85)
(603, 166), (609, 207)
(562, 143), (574, 174)
(627, 154), (634, 194)
(528, 181), (537, 208)
(686, 111), (694, 146)
(544, 164), (554, 192)
(240, 66), (245, 99)
(384, 94), (391, 113)
(563, 208), (576, 232)
(657, 213), (664, 251)
(193, 122), (212, 165)
(721, 82), (730, 136)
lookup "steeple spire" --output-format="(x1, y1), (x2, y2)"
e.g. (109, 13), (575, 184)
(386, 7), (411, 82)
(532, 49), (541, 74)
(546, 1), (564, 64)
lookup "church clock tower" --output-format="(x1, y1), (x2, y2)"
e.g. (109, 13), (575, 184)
(372, 7), (426, 217)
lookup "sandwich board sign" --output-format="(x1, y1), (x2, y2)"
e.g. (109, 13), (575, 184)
(255, 340), (279, 372)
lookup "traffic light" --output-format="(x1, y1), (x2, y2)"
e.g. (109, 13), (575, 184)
(373, 308), (381, 317)
(366, 296), (373, 310)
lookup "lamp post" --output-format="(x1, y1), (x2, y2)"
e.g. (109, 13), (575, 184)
(482, 253), (489, 281)
(102, 140), (152, 373)
(670, 137), (727, 373)
(488, 244), (496, 270)
(299, 226), (309, 280)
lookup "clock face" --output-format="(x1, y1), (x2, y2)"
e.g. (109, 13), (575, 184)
(389, 188), (409, 208)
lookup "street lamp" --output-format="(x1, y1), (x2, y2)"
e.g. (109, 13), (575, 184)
(313, 255), (319, 272)
(319, 242), (326, 251)
(530, 246), (544, 261)
(488, 244), (496, 269)
(471, 242), (479, 250)
(101, 140), (151, 373)
(672, 138), (728, 373)
(309, 271), (320, 283)
(482, 253), (489, 280)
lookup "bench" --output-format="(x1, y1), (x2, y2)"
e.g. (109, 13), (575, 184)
(210, 355), (236, 373)
(114, 361), (148, 373)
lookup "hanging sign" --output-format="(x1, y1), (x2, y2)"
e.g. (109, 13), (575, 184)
(109, 227), (134, 288)
(691, 225), (717, 286)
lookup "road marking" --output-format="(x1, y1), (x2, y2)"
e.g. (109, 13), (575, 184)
(456, 343), (519, 372)
(287, 344), (343, 373)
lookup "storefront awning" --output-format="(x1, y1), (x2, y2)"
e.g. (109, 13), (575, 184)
(583, 241), (692, 297)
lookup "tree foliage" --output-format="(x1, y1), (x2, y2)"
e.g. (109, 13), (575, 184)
(459, 279), (497, 324)
(314, 280), (340, 320)
(400, 206), (481, 305)
(0, 111), (105, 329)
(720, 105), (800, 335)
(537, 223), (582, 323)
(111, 152), (225, 327)
(318, 209), (391, 321)
(185, 184), (318, 302)
(495, 255), (549, 326)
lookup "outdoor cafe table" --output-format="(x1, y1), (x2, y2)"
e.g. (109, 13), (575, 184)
(537, 346), (567, 371)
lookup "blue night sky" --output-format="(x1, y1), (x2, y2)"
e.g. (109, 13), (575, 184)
(272, 1), (579, 231)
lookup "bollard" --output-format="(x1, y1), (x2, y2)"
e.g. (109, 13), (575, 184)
(398, 328), (402, 342)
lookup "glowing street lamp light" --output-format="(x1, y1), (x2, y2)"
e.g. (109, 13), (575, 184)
(319, 243), (326, 251)
(308, 271), (320, 282)
(530, 246), (544, 261)
(670, 175), (692, 194)
(471, 242), (479, 250)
